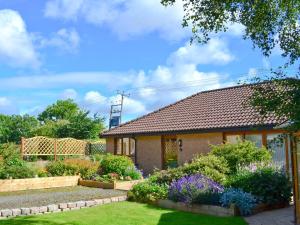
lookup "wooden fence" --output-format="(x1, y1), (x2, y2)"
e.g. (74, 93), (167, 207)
(20, 136), (90, 159)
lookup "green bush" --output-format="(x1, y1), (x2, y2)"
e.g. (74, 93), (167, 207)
(0, 143), (36, 179)
(226, 167), (292, 205)
(211, 141), (271, 173)
(0, 143), (24, 167)
(1, 165), (35, 179)
(100, 154), (141, 180)
(128, 180), (168, 203)
(46, 161), (78, 176)
(46, 159), (99, 179)
(150, 154), (229, 185)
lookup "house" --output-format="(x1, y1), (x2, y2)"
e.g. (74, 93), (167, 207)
(101, 83), (291, 175)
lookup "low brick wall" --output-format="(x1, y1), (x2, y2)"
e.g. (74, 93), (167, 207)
(156, 199), (238, 217)
(0, 176), (80, 192)
(0, 195), (127, 218)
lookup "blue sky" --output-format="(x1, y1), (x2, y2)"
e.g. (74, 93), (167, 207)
(0, 0), (295, 124)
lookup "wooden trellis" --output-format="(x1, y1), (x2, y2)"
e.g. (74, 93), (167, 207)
(20, 136), (89, 159)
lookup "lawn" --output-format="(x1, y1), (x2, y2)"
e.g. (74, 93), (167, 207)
(0, 201), (247, 225)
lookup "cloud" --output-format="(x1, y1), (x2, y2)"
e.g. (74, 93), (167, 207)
(0, 9), (40, 68)
(36, 28), (80, 52)
(61, 89), (78, 99)
(167, 38), (234, 66)
(0, 71), (134, 90)
(84, 91), (107, 105)
(83, 91), (146, 116)
(0, 97), (18, 114)
(44, 0), (188, 41)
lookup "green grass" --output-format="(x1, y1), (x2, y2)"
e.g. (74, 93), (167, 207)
(0, 201), (246, 225)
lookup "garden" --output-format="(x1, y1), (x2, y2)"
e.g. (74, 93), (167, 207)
(128, 141), (292, 216)
(0, 142), (142, 187)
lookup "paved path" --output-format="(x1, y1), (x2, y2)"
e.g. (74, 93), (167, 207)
(244, 207), (294, 225)
(0, 186), (126, 209)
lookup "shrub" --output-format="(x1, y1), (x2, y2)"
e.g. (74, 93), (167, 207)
(46, 159), (99, 179)
(168, 174), (224, 205)
(124, 166), (142, 180)
(150, 154), (229, 185)
(100, 154), (141, 180)
(63, 159), (99, 179)
(127, 181), (168, 203)
(2, 165), (35, 179)
(226, 167), (292, 205)
(0, 143), (36, 179)
(220, 188), (257, 216)
(46, 161), (78, 177)
(211, 141), (271, 173)
(0, 143), (24, 167)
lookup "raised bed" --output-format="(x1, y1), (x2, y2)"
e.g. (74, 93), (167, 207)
(78, 179), (142, 190)
(0, 176), (80, 192)
(156, 199), (238, 217)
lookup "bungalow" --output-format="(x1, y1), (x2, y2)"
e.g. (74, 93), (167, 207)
(101, 83), (291, 175)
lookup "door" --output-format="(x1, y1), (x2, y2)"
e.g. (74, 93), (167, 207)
(162, 136), (178, 169)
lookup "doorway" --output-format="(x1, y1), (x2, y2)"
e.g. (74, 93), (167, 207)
(162, 136), (178, 169)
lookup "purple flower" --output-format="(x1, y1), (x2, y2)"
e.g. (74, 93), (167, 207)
(168, 174), (224, 204)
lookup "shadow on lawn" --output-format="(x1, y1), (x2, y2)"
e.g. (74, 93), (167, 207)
(0, 216), (76, 225)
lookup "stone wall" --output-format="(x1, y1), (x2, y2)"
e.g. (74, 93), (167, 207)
(0, 195), (127, 218)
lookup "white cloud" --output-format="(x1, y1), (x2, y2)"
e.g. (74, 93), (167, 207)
(167, 38), (234, 66)
(0, 9), (40, 68)
(61, 89), (78, 99)
(82, 91), (146, 116)
(84, 91), (107, 105)
(248, 68), (257, 78)
(37, 28), (80, 52)
(0, 97), (11, 107)
(44, 0), (188, 41)
(0, 97), (18, 114)
(0, 71), (134, 90)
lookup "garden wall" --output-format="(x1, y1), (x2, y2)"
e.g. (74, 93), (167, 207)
(156, 200), (238, 217)
(0, 176), (80, 192)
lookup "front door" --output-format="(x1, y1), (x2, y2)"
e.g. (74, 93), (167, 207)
(162, 136), (178, 169)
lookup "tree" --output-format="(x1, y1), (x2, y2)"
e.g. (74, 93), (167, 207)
(248, 74), (300, 132)
(36, 99), (105, 140)
(0, 114), (39, 143)
(38, 99), (79, 122)
(161, 0), (300, 65)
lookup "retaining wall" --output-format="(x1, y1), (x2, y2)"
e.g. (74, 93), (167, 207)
(0, 176), (80, 192)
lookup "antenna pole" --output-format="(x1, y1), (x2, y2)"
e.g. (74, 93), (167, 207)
(109, 91), (130, 129)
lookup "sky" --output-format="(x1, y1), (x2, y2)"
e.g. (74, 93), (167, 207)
(0, 0), (296, 125)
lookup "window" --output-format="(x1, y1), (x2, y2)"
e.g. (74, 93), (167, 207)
(267, 134), (286, 167)
(115, 138), (136, 156)
(245, 134), (263, 147)
(226, 135), (242, 144)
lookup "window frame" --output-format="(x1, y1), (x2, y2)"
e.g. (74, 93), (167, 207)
(223, 130), (289, 172)
(114, 137), (136, 157)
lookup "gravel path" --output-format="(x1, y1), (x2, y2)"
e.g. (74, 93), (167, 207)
(0, 186), (126, 209)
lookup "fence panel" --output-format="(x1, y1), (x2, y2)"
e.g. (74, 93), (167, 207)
(90, 142), (106, 154)
(21, 136), (88, 157)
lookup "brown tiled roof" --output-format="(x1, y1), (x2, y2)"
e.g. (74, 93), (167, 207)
(101, 84), (284, 137)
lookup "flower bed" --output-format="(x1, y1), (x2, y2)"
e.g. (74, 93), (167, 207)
(128, 142), (292, 217)
(0, 176), (80, 192)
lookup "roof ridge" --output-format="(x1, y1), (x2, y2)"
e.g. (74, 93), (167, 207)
(102, 81), (259, 134)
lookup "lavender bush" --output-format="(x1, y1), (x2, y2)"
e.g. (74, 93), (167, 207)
(168, 174), (224, 205)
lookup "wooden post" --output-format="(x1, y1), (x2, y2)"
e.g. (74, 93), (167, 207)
(20, 137), (24, 159)
(54, 138), (57, 161)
